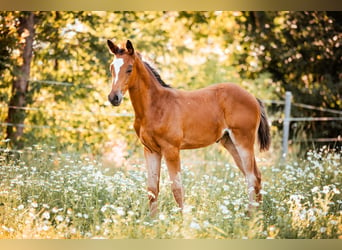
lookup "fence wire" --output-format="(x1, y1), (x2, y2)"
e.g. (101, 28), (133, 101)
(1, 81), (341, 143)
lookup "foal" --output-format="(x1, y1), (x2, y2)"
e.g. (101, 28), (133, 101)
(106, 40), (271, 216)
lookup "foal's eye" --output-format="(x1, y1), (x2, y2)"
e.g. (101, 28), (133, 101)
(126, 65), (133, 73)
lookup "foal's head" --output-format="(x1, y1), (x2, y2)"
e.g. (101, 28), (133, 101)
(107, 40), (135, 106)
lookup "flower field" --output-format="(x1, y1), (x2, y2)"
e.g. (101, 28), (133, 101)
(0, 145), (341, 239)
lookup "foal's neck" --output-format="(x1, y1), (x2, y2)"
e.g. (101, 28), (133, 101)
(128, 57), (164, 119)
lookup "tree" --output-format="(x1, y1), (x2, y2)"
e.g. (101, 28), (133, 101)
(234, 11), (342, 145)
(5, 12), (35, 146)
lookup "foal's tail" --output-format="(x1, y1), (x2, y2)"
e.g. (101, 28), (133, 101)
(257, 98), (271, 151)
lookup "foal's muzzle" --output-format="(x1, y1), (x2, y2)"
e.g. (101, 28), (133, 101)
(108, 92), (123, 106)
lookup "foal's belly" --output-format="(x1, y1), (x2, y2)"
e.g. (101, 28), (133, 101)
(179, 124), (223, 149)
(180, 140), (216, 150)
(178, 102), (224, 149)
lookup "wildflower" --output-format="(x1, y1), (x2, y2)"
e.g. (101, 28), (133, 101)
(320, 227), (327, 233)
(278, 207), (286, 212)
(190, 221), (201, 230)
(2, 225), (14, 233)
(260, 189), (268, 195)
(299, 210), (306, 220)
(223, 199), (230, 205)
(250, 201), (260, 207)
(17, 204), (24, 210)
(290, 194), (304, 202)
(309, 216), (316, 223)
(219, 205), (229, 214)
(127, 211), (135, 216)
(311, 186), (319, 193)
(329, 220), (338, 225)
(42, 211), (50, 220)
(67, 208), (73, 215)
(183, 205), (194, 214)
(100, 206), (107, 213)
(103, 218), (112, 224)
(55, 215), (64, 222)
(42, 204), (50, 209)
(307, 173), (315, 180)
(52, 207), (59, 213)
(232, 199), (243, 206)
(103, 228), (110, 236)
(322, 186), (330, 194)
(269, 225), (276, 232)
(332, 187), (340, 194)
(115, 207), (125, 216)
(85, 232), (92, 238)
(31, 201), (38, 208)
(171, 207), (182, 213)
(28, 210), (36, 219)
(159, 213), (166, 221)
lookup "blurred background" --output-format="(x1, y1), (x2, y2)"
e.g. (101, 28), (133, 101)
(0, 11), (341, 161)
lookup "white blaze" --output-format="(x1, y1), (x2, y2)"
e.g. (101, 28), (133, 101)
(113, 58), (124, 84)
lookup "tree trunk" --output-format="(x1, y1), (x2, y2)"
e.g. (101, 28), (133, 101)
(6, 12), (35, 146)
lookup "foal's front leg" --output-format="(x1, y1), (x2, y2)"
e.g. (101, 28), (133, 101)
(163, 147), (184, 210)
(144, 148), (162, 216)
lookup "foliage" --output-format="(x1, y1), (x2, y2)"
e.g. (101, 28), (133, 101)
(234, 11), (342, 145)
(1, 11), (250, 153)
(0, 12), (17, 82)
(0, 11), (340, 172)
(0, 145), (340, 239)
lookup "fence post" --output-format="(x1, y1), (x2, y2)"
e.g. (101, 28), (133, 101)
(282, 91), (292, 159)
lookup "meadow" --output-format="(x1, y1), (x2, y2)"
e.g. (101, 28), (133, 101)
(1, 11), (341, 241)
(0, 142), (341, 239)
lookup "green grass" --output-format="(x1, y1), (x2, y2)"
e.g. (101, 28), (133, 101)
(0, 144), (341, 239)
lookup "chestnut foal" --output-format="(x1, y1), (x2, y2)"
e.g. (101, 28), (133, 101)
(106, 40), (270, 216)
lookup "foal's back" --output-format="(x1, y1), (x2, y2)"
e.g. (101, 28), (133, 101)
(161, 83), (261, 150)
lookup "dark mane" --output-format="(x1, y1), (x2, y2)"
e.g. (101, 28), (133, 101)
(143, 61), (171, 88)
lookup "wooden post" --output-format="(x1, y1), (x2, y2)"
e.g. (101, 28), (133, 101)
(282, 91), (292, 159)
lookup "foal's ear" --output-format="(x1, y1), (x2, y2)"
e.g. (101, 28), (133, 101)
(107, 40), (119, 54)
(126, 40), (134, 55)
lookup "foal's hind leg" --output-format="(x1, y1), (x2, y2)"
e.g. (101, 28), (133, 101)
(220, 133), (243, 173)
(220, 130), (262, 208)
